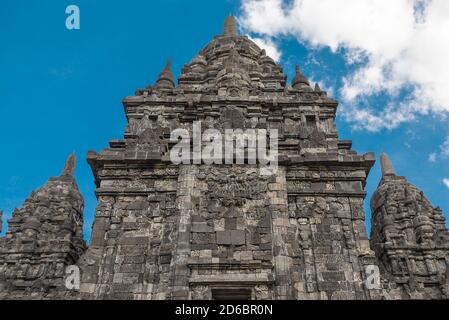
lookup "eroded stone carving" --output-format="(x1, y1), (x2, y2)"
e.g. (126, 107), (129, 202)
(0, 154), (85, 300)
(370, 153), (449, 299)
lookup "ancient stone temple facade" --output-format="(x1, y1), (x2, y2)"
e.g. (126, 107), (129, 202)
(0, 16), (448, 300)
(77, 16), (380, 300)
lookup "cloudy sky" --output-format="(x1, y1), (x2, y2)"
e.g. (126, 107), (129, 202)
(0, 0), (448, 241)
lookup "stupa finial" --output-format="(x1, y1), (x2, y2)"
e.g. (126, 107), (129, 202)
(154, 59), (175, 90)
(223, 16), (238, 38)
(381, 153), (396, 177)
(61, 153), (76, 177)
(292, 64), (310, 89)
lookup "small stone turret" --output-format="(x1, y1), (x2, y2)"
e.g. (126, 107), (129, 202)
(292, 65), (311, 90)
(61, 153), (76, 177)
(0, 154), (85, 300)
(370, 153), (449, 299)
(380, 153), (395, 176)
(154, 60), (175, 90)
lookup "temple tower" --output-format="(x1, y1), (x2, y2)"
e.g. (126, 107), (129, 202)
(0, 155), (85, 299)
(80, 16), (378, 300)
(370, 153), (449, 299)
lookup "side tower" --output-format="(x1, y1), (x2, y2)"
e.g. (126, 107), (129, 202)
(0, 155), (85, 299)
(81, 16), (377, 300)
(370, 153), (449, 299)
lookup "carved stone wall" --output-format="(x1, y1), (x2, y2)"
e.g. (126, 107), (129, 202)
(77, 166), (180, 299)
(181, 165), (276, 300)
(286, 166), (378, 300)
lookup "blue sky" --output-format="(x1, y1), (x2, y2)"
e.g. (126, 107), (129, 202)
(1, 0), (448, 242)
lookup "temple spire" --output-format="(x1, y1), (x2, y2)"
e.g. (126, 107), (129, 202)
(223, 16), (238, 38)
(61, 153), (76, 178)
(163, 60), (172, 73)
(292, 65), (310, 89)
(380, 153), (396, 177)
(154, 60), (175, 90)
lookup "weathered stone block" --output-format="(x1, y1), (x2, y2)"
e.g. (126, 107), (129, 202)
(231, 230), (246, 245)
(335, 181), (362, 193)
(191, 222), (214, 233)
(216, 231), (231, 245)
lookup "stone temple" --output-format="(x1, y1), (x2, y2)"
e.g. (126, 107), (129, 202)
(1, 17), (449, 300)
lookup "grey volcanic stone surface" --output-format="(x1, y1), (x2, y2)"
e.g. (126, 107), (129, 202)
(370, 153), (449, 299)
(0, 155), (85, 299)
(1, 16), (448, 300)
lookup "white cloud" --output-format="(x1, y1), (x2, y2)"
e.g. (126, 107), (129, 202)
(248, 36), (282, 62)
(440, 135), (449, 158)
(427, 134), (449, 162)
(443, 178), (449, 189)
(239, 0), (449, 131)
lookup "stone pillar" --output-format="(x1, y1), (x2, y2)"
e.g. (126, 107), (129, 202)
(171, 165), (197, 299)
(270, 167), (294, 299)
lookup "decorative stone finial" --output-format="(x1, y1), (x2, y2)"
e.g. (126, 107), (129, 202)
(314, 83), (321, 92)
(163, 60), (171, 72)
(380, 153), (396, 177)
(292, 65), (310, 89)
(0, 210), (3, 234)
(61, 154), (76, 177)
(155, 60), (175, 90)
(223, 16), (238, 38)
(161, 60), (174, 80)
